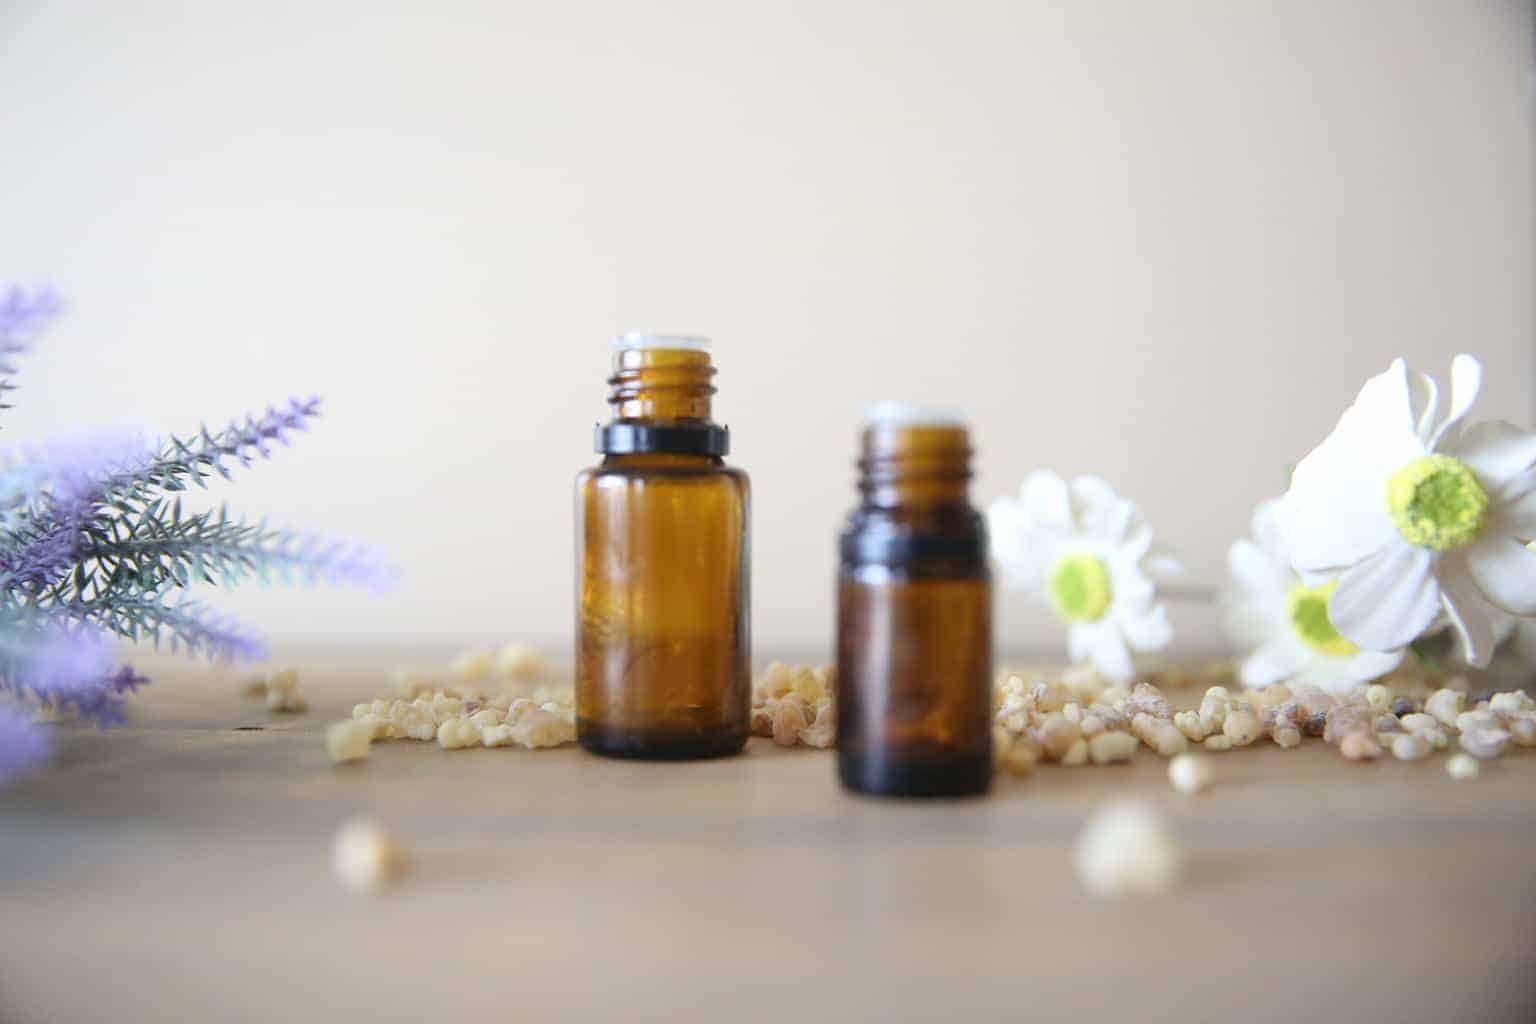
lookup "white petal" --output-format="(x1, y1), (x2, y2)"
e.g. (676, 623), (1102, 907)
(1250, 497), (1289, 564)
(1408, 369), (1439, 443)
(1438, 556), (1499, 668)
(1300, 648), (1404, 693)
(1239, 636), (1308, 689)
(1497, 478), (1536, 539)
(1117, 603), (1172, 652)
(1120, 521), (1153, 562)
(1106, 557), (1155, 611)
(1087, 623), (1134, 683)
(1462, 535), (1536, 616)
(989, 497), (1075, 592)
(1341, 647), (1406, 680)
(1329, 542), (1441, 651)
(1222, 593), (1278, 649)
(1070, 475), (1134, 542)
(1017, 470), (1072, 530)
(1278, 484), (1397, 578)
(1143, 551), (1183, 579)
(1450, 420), (1536, 491)
(1280, 360), (1422, 573)
(1072, 620), (1134, 682)
(987, 498), (1038, 586)
(1227, 537), (1292, 606)
(1428, 354), (1482, 450)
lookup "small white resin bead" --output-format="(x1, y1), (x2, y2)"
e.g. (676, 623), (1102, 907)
(1075, 802), (1181, 897)
(332, 818), (406, 893)
(266, 687), (307, 713)
(436, 717), (481, 750)
(1087, 731), (1139, 765)
(1425, 689), (1465, 728)
(1489, 691), (1535, 713)
(1167, 753), (1212, 795)
(1390, 734), (1431, 762)
(325, 721), (374, 764)
(1445, 753), (1480, 781)
(1222, 709), (1262, 747)
(267, 668), (300, 694)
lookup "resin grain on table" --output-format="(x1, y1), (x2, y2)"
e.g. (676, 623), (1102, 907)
(1, 655), (1534, 1022)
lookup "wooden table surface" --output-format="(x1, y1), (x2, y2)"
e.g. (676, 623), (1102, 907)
(2, 652), (1535, 1023)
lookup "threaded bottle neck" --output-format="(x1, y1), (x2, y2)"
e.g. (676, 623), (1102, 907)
(596, 337), (728, 456)
(857, 421), (973, 509)
(608, 347), (716, 422)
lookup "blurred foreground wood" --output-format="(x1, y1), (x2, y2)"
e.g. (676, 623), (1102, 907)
(2, 655), (1535, 1022)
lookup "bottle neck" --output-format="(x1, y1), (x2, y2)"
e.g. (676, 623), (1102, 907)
(597, 346), (728, 456)
(608, 347), (716, 423)
(857, 423), (973, 510)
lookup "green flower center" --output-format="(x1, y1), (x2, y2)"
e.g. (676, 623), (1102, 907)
(1286, 581), (1358, 657)
(1048, 553), (1112, 623)
(1384, 454), (1487, 552)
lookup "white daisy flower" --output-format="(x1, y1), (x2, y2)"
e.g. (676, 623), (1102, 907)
(1278, 355), (1536, 667)
(988, 470), (1180, 683)
(1224, 497), (1404, 692)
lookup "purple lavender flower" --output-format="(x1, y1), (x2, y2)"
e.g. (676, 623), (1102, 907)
(0, 702), (52, 788)
(0, 429), (150, 510)
(284, 533), (401, 593)
(0, 285), (62, 375)
(64, 665), (148, 726)
(0, 284), (395, 783)
(13, 624), (116, 703)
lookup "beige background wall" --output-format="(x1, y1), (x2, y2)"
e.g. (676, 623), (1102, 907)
(1, 1), (1531, 656)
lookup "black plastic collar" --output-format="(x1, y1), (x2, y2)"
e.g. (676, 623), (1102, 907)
(596, 422), (729, 456)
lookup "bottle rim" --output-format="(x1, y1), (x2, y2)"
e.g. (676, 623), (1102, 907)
(612, 332), (711, 352)
(861, 401), (967, 427)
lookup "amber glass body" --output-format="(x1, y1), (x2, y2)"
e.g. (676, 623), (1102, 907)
(576, 348), (751, 759)
(836, 422), (992, 796)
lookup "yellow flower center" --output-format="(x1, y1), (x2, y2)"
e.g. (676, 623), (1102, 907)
(1384, 454), (1487, 552)
(1286, 581), (1358, 657)
(1048, 553), (1112, 623)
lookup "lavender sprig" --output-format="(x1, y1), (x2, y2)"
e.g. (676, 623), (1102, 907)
(102, 398), (321, 501)
(0, 285), (395, 788)
(47, 594), (270, 663)
(59, 499), (397, 597)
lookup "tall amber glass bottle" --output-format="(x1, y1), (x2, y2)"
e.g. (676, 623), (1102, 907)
(836, 404), (991, 796)
(576, 334), (750, 759)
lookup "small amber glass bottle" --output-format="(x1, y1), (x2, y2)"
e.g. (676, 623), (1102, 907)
(836, 404), (992, 796)
(575, 334), (751, 759)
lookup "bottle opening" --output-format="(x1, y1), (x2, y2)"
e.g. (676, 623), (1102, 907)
(613, 332), (712, 352)
(861, 401), (967, 427)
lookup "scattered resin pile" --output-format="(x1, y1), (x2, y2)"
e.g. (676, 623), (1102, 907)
(990, 664), (1536, 779)
(749, 662), (837, 748)
(292, 647), (1531, 783)
(308, 644), (578, 764)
